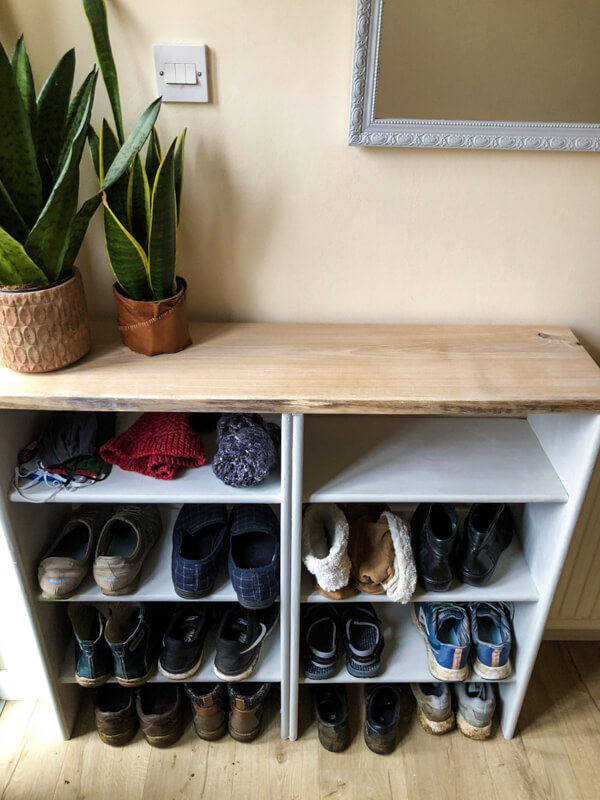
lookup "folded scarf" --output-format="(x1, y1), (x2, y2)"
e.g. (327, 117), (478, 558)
(100, 412), (205, 480)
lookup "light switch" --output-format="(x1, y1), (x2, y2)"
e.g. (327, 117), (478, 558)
(153, 44), (209, 103)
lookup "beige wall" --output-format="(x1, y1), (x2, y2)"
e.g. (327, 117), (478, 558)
(1, 1), (600, 633)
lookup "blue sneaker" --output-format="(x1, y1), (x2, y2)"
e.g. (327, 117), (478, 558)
(229, 505), (280, 609)
(469, 602), (513, 680)
(411, 603), (470, 681)
(171, 504), (229, 599)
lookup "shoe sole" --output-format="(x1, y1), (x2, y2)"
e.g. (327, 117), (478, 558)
(143, 727), (184, 748)
(98, 728), (137, 747)
(237, 597), (278, 610)
(228, 723), (260, 742)
(213, 613), (278, 681)
(158, 648), (204, 681)
(416, 706), (456, 735)
(193, 721), (227, 741)
(174, 586), (212, 600)
(456, 710), (492, 740)
(75, 674), (110, 688)
(41, 588), (79, 600)
(346, 660), (381, 678)
(472, 657), (512, 681)
(410, 605), (469, 682)
(115, 663), (156, 688)
(98, 573), (141, 597)
(364, 722), (398, 755)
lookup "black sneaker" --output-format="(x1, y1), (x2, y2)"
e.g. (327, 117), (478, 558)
(213, 604), (278, 680)
(158, 606), (212, 680)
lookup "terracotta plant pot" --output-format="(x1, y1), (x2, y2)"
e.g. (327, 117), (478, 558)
(113, 276), (192, 356)
(0, 268), (91, 373)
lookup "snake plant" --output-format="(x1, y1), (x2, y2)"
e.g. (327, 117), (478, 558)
(84, 0), (186, 302)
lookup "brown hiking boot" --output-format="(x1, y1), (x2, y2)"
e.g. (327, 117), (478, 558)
(93, 505), (161, 596)
(137, 684), (185, 748)
(95, 684), (138, 746)
(185, 683), (227, 740)
(227, 683), (271, 742)
(38, 506), (112, 598)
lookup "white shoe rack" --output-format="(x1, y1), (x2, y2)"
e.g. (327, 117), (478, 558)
(1, 323), (599, 742)
(0, 410), (293, 740)
(287, 413), (600, 740)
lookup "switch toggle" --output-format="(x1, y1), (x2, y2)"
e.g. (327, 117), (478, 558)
(154, 44), (209, 102)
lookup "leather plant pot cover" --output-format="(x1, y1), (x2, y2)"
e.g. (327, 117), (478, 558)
(0, 268), (91, 373)
(113, 277), (192, 356)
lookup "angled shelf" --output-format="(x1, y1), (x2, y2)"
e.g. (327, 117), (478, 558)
(297, 604), (517, 684)
(303, 417), (568, 503)
(300, 537), (539, 604)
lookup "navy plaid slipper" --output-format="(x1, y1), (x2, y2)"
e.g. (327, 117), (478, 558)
(171, 504), (229, 599)
(228, 505), (280, 609)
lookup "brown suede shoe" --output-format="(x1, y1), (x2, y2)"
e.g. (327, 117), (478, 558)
(38, 506), (112, 598)
(185, 683), (227, 740)
(137, 684), (185, 748)
(95, 685), (138, 747)
(227, 683), (271, 742)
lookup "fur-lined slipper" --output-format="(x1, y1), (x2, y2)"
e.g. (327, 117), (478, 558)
(302, 504), (355, 600)
(348, 506), (416, 603)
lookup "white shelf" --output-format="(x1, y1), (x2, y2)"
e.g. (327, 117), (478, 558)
(301, 537), (539, 603)
(60, 623), (281, 684)
(298, 604), (517, 684)
(302, 417), (568, 503)
(39, 507), (241, 603)
(10, 417), (281, 504)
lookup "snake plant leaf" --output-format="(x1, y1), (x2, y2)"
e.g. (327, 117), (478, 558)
(100, 118), (128, 225)
(83, 0), (125, 144)
(101, 97), (162, 192)
(36, 48), (75, 179)
(0, 177), (29, 243)
(103, 201), (151, 300)
(25, 79), (95, 282)
(88, 126), (100, 178)
(10, 36), (36, 143)
(59, 192), (102, 278)
(57, 68), (98, 175)
(145, 127), (162, 189)
(148, 138), (177, 300)
(0, 227), (48, 288)
(127, 154), (150, 248)
(174, 128), (186, 224)
(0, 42), (43, 229)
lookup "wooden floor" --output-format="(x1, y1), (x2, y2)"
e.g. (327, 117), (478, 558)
(0, 642), (598, 800)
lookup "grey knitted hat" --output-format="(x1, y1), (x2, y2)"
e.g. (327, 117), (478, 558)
(212, 414), (280, 488)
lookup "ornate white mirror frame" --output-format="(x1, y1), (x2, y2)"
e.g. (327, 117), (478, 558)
(348, 0), (600, 151)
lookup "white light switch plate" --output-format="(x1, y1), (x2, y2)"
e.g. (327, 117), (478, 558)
(153, 44), (209, 103)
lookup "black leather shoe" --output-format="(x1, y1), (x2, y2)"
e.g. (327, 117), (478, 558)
(313, 685), (350, 752)
(364, 685), (401, 755)
(411, 504), (459, 592)
(457, 504), (514, 586)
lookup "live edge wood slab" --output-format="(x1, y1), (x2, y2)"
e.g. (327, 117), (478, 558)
(1, 322), (600, 415)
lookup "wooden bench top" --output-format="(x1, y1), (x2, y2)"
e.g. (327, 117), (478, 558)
(1, 322), (599, 414)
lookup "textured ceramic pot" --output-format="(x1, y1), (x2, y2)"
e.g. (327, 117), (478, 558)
(113, 277), (192, 356)
(0, 268), (91, 373)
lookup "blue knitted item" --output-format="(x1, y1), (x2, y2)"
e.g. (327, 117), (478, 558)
(212, 414), (280, 488)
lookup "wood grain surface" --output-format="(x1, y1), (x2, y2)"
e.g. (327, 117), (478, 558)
(0, 322), (599, 414)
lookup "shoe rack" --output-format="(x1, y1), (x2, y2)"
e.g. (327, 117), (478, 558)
(1, 322), (599, 743)
(0, 409), (293, 741)
(288, 413), (600, 739)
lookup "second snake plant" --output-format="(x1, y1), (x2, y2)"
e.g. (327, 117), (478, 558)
(83, 0), (186, 301)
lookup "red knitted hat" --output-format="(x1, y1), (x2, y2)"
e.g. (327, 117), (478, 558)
(100, 413), (205, 480)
